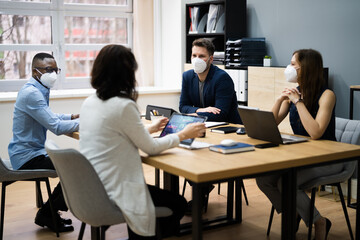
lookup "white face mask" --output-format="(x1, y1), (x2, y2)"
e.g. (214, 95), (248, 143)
(284, 65), (298, 83)
(36, 69), (58, 88)
(191, 57), (208, 74)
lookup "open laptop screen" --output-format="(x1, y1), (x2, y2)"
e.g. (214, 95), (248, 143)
(159, 113), (207, 145)
(238, 107), (307, 144)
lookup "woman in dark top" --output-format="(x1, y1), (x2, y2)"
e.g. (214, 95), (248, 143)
(256, 49), (339, 240)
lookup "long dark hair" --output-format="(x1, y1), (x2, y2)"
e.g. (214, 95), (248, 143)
(294, 49), (325, 115)
(91, 44), (138, 101)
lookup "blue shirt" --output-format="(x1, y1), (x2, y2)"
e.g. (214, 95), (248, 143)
(8, 77), (80, 169)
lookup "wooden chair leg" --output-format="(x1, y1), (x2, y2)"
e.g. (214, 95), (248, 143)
(308, 188), (316, 240)
(336, 183), (354, 240)
(266, 205), (275, 236)
(78, 222), (86, 240)
(45, 178), (60, 238)
(218, 182), (221, 194)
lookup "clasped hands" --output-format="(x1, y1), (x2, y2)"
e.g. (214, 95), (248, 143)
(279, 87), (301, 104)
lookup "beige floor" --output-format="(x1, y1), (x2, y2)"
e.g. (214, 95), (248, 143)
(2, 164), (357, 240)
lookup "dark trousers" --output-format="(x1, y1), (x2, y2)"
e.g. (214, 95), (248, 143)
(20, 155), (68, 216)
(127, 185), (187, 240)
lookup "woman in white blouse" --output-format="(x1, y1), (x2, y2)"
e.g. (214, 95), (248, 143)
(79, 44), (206, 239)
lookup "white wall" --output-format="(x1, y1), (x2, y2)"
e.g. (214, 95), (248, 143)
(157, 0), (183, 89)
(0, 92), (180, 160)
(247, 0), (360, 119)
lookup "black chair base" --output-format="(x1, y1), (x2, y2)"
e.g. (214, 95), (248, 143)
(0, 178), (59, 240)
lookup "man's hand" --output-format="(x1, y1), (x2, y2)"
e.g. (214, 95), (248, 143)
(71, 114), (80, 120)
(196, 107), (221, 114)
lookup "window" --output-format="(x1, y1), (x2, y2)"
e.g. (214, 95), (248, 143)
(0, 0), (132, 91)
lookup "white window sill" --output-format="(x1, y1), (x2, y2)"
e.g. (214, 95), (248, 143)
(0, 87), (181, 102)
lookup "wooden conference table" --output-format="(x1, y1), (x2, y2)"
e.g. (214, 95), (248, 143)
(69, 126), (360, 240)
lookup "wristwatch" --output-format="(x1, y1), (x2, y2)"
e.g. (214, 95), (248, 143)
(294, 98), (302, 105)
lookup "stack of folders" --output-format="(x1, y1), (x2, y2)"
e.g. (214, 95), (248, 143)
(210, 142), (255, 154)
(225, 38), (267, 69)
(206, 4), (224, 33)
(213, 51), (225, 65)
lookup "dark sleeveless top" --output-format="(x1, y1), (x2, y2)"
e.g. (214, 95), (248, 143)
(289, 87), (336, 141)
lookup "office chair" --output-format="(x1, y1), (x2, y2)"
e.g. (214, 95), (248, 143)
(45, 139), (173, 240)
(0, 156), (59, 239)
(266, 117), (360, 240)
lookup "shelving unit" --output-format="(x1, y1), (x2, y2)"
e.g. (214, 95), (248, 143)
(185, 0), (247, 64)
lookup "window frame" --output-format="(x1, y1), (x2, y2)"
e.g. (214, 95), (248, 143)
(0, 0), (133, 92)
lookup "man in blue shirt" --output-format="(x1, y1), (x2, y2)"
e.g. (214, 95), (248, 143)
(179, 39), (242, 214)
(8, 53), (79, 232)
(179, 38), (242, 124)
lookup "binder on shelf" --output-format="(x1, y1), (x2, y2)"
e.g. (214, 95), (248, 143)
(188, 7), (193, 32)
(213, 4), (224, 33)
(206, 4), (218, 33)
(214, 13), (225, 33)
(189, 6), (200, 34)
(197, 13), (208, 33)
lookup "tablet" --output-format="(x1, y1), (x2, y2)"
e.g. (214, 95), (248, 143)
(145, 105), (177, 120)
(159, 113), (207, 147)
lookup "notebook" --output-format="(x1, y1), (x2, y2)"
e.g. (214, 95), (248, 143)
(159, 113), (211, 149)
(145, 105), (177, 120)
(237, 107), (308, 145)
(210, 126), (238, 134)
(209, 142), (255, 154)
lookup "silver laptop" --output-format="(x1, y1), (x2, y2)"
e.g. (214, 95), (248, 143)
(238, 107), (308, 145)
(159, 113), (212, 149)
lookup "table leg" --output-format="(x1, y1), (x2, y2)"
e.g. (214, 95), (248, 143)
(235, 178), (242, 222)
(163, 171), (179, 194)
(227, 181), (234, 220)
(192, 183), (204, 240)
(281, 169), (297, 240)
(155, 168), (160, 188)
(350, 88), (354, 120)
